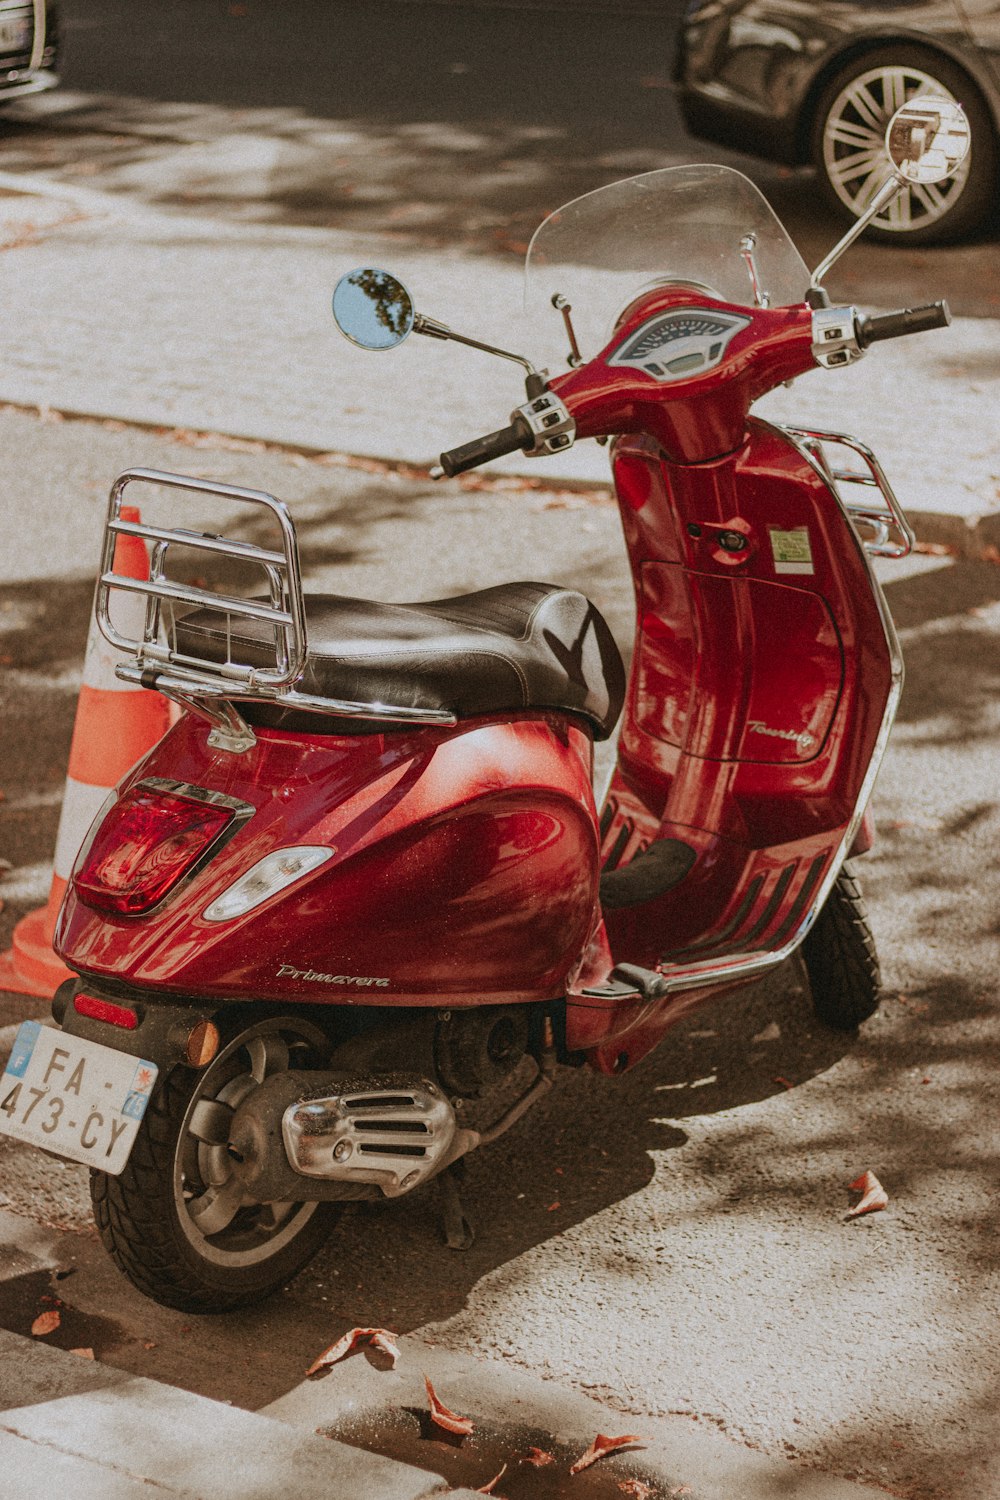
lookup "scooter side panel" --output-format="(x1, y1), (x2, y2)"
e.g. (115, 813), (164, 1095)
(56, 712), (599, 1005)
(567, 421), (895, 1060)
(631, 564), (844, 765)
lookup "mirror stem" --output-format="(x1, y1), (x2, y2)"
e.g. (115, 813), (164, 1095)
(413, 313), (542, 382)
(740, 234), (770, 308)
(810, 173), (901, 291)
(552, 294), (584, 368)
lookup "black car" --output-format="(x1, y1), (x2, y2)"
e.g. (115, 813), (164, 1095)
(0, 0), (59, 104)
(675, 1), (1000, 244)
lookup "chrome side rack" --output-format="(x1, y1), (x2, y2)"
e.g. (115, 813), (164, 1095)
(97, 469), (456, 752)
(781, 426), (915, 559)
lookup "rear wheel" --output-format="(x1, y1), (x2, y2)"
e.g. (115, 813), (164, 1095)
(811, 46), (997, 245)
(801, 862), (881, 1031)
(91, 1015), (340, 1313)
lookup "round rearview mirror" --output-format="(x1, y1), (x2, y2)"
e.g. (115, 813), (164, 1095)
(885, 95), (970, 184)
(332, 268), (415, 350)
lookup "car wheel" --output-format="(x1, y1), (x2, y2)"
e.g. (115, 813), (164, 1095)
(811, 45), (997, 245)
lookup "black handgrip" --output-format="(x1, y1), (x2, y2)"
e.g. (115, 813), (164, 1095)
(855, 300), (951, 349)
(438, 417), (530, 478)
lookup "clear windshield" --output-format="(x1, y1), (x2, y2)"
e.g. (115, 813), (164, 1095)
(524, 165), (810, 371)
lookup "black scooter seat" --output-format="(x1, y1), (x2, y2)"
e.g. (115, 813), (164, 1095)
(175, 581), (626, 739)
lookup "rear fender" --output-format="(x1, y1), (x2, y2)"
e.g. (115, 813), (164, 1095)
(55, 711), (599, 1006)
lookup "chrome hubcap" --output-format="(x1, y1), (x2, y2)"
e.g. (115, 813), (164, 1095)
(823, 65), (970, 232)
(173, 1018), (326, 1269)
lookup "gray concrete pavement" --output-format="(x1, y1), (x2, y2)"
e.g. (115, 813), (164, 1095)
(1, 405), (999, 1500)
(0, 1220), (896, 1500)
(0, 1323), (897, 1500)
(2, 176), (999, 556)
(0, 1329), (445, 1499)
(2, 128), (1000, 1499)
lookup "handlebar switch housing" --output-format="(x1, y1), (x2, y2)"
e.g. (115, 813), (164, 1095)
(811, 306), (864, 369)
(512, 393), (576, 457)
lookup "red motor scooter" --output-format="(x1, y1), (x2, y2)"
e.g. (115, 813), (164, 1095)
(0, 98), (969, 1312)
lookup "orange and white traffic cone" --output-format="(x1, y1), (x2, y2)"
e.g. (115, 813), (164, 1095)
(0, 506), (172, 998)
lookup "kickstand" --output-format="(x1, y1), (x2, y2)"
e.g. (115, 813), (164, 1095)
(438, 1163), (475, 1251)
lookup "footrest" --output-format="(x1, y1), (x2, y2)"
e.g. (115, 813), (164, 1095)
(578, 964), (668, 1002)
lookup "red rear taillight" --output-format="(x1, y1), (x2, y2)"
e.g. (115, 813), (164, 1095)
(72, 786), (234, 915)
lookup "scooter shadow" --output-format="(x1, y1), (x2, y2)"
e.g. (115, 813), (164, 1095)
(294, 956), (851, 1334)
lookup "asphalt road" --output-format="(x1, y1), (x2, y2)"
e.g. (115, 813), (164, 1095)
(0, 0), (996, 314)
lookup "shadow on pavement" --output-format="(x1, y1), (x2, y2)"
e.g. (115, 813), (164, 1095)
(1, 433), (998, 1498)
(2, 0), (998, 314)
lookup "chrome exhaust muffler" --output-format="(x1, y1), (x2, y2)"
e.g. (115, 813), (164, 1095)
(228, 1071), (458, 1201)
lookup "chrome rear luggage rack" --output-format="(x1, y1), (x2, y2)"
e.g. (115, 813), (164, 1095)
(781, 426), (915, 559)
(97, 469), (456, 752)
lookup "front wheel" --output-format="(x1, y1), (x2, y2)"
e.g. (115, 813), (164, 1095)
(91, 1015), (340, 1313)
(811, 46), (997, 245)
(801, 863), (881, 1031)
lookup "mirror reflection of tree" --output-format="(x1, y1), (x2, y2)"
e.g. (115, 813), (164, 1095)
(348, 269), (412, 338)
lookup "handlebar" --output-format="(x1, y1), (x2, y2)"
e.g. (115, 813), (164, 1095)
(433, 297), (952, 479)
(855, 300), (951, 348)
(437, 416), (531, 478)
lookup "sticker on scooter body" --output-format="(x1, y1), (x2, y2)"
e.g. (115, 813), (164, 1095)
(768, 526), (815, 575)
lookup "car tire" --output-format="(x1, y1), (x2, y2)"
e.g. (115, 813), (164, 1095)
(811, 45), (998, 245)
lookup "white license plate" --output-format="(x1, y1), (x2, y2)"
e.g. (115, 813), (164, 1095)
(0, 18), (31, 52)
(0, 1022), (158, 1175)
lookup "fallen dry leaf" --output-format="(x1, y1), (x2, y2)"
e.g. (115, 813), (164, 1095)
(477, 1462), (507, 1493)
(895, 994), (930, 1014)
(570, 1433), (644, 1475)
(424, 1373), (474, 1437)
(912, 540), (957, 557)
(773, 1075), (794, 1091)
(69, 1347), (95, 1360)
(306, 1326), (400, 1376)
(1, 221), (42, 252)
(523, 1446), (555, 1467)
(618, 1480), (655, 1498)
(31, 1309), (61, 1337)
(846, 1170), (889, 1219)
(543, 495), (590, 511)
(982, 544), (1000, 566)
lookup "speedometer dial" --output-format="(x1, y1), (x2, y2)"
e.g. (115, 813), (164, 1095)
(609, 308), (751, 382)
